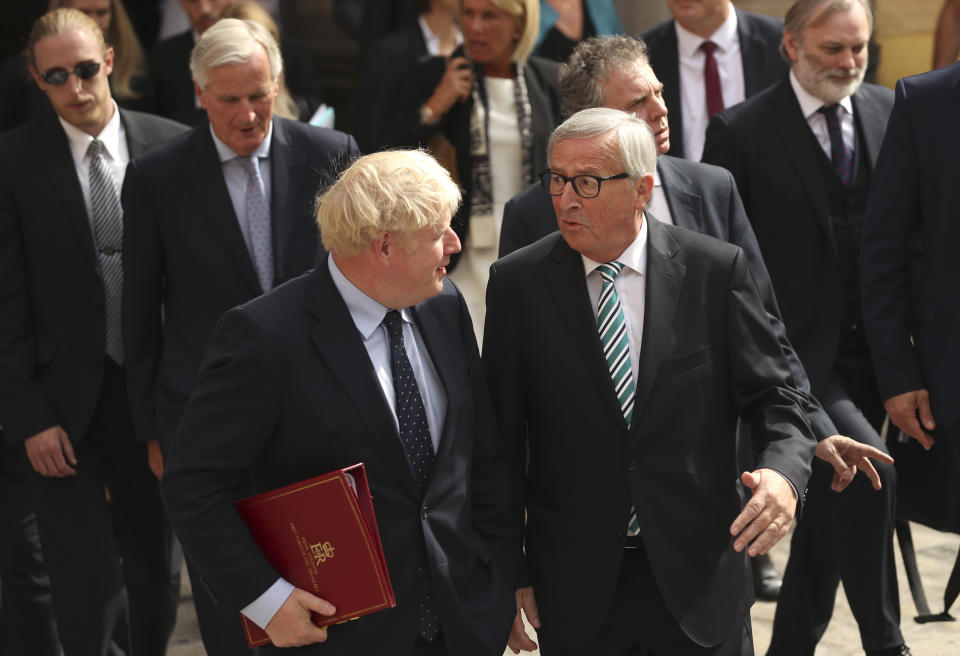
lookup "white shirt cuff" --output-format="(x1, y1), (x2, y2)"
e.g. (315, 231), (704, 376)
(240, 578), (295, 630)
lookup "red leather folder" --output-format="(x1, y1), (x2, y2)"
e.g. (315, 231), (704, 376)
(234, 463), (396, 647)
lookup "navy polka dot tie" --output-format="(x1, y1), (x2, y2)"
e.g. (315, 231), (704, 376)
(382, 310), (439, 641)
(383, 310), (435, 488)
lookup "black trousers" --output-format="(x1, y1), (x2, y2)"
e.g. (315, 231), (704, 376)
(538, 547), (753, 656)
(767, 368), (902, 655)
(0, 444), (59, 656)
(28, 360), (180, 656)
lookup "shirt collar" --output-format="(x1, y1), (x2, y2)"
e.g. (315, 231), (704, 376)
(581, 213), (649, 279)
(59, 99), (122, 162)
(789, 69), (855, 120)
(417, 14), (463, 57)
(210, 119), (274, 163)
(675, 4), (739, 58)
(328, 255), (412, 339)
(653, 167), (662, 188)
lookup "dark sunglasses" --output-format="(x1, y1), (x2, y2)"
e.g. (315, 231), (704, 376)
(40, 61), (101, 86)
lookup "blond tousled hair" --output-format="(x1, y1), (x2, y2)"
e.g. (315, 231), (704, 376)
(318, 151), (462, 256)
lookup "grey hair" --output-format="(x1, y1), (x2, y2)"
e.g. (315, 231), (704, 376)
(558, 35), (650, 119)
(189, 17), (283, 88)
(547, 108), (657, 180)
(317, 150), (462, 257)
(780, 0), (874, 60)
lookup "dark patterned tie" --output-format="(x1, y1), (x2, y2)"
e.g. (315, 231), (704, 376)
(819, 104), (853, 185)
(87, 139), (124, 364)
(382, 310), (439, 640)
(700, 41), (724, 118)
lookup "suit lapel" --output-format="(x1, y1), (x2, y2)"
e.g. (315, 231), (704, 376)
(545, 238), (629, 426)
(657, 157), (705, 233)
(267, 118), (301, 275)
(408, 297), (459, 475)
(769, 79), (835, 251)
(659, 25), (684, 159)
(305, 263), (420, 498)
(852, 88), (886, 169)
(183, 124), (262, 295)
(120, 109), (150, 159)
(38, 118), (97, 266)
(630, 220), (685, 432)
(738, 10), (767, 96)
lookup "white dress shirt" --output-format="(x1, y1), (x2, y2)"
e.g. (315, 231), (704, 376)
(789, 69), (856, 158)
(210, 122), (274, 263)
(241, 255), (448, 629)
(59, 101), (129, 230)
(647, 169), (674, 226)
(581, 217), (649, 383)
(675, 7), (745, 161)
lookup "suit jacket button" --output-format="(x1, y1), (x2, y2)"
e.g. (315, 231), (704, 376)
(417, 566), (428, 577)
(421, 507), (429, 520)
(615, 531), (625, 543)
(626, 458), (637, 471)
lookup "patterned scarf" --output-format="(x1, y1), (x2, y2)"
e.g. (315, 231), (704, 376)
(468, 61), (535, 248)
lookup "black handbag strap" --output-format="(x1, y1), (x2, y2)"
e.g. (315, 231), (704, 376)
(895, 518), (960, 623)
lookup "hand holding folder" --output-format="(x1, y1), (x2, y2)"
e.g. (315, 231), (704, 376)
(234, 463), (396, 648)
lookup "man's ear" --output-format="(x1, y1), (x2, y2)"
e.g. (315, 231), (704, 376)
(373, 232), (392, 266)
(633, 173), (655, 212)
(782, 31), (800, 63)
(193, 80), (206, 108)
(102, 47), (115, 77)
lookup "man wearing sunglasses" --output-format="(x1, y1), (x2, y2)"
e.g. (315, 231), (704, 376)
(0, 8), (187, 656)
(483, 107), (817, 655)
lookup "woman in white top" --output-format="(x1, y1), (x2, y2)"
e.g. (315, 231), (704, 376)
(389, 0), (562, 336)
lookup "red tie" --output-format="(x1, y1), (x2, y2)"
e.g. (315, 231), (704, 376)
(701, 41), (724, 118)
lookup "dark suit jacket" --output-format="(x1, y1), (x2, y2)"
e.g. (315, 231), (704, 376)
(702, 77), (893, 397)
(0, 109), (186, 445)
(641, 9), (787, 159)
(482, 221), (815, 648)
(121, 117), (360, 451)
(148, 30), (205, 126)
(861, 62), (960, 427)
(385, 51), (562, 256)
(499, 155), (835, 438)
(161, 264), (515, 655)
(351, 20), (427, 153)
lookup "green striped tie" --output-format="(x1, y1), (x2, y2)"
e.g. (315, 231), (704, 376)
(596, 262), (640, 536)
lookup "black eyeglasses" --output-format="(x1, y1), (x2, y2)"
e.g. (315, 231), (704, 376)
(39, 61), (101, 86)
(539, 170), (630, 199)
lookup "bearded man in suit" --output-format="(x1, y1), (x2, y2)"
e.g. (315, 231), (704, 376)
(702, 0), (906, 653)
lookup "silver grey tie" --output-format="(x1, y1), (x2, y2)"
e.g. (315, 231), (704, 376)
(87, 139), (124, 364)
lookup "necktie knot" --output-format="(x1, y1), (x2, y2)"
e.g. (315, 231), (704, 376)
(239, 155), (261, 179)
(596, 261), (625, 284)
(383, 310), (404, 339)
(87, 138), (107, 159)
(818, 103), (843, 126)
(700, 40), (718, 56)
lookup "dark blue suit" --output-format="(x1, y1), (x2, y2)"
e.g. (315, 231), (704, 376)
(862, 62), (960, 438)
(121, 116), (360, 655)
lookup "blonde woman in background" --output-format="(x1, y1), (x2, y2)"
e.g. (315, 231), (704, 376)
(388, 0), (562, 338)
